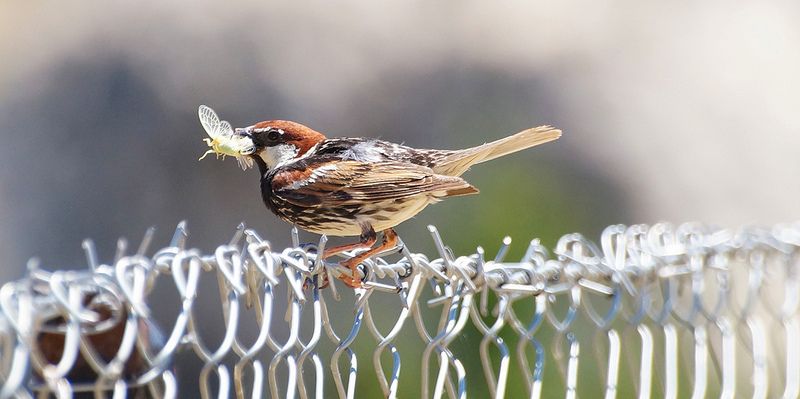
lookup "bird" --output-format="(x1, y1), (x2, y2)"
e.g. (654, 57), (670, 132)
(228, 119), (562, 287)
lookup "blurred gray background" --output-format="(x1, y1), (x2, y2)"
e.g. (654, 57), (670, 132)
(1, 1), (798, 397)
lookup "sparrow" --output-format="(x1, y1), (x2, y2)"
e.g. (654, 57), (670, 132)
(226, 118), (562, 287)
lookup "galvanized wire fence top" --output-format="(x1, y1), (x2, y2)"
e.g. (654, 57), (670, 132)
(1, 222), (800, 398)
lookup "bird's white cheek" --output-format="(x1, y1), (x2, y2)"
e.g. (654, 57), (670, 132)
(259, 144), (299, 169)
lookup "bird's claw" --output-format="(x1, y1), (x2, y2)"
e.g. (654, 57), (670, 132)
(337, 275), (363, 289)
(303, 273), (331, 290)
(337, 258), (365, 289)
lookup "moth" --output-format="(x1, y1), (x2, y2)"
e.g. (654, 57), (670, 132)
(198, 105), (255, 170)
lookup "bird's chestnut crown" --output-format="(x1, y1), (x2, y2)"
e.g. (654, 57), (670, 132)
(238, 121), (326, 153)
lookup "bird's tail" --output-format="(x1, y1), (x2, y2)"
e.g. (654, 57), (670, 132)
(430, 126), (562, 176)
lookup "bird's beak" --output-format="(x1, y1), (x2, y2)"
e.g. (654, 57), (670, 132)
(232, 128), (258, 158)
(234, 128), (252, 139)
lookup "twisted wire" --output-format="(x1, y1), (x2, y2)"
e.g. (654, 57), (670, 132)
(0, 221), (798, 398)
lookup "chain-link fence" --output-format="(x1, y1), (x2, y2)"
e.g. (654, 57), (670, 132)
(1, 221), (799, 398)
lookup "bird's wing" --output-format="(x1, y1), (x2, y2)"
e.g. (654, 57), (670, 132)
(271, 161), (478, 207)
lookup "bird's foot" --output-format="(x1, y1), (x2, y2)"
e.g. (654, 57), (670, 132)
(319, 229), (399, 290)
(303, 273), (330, 290)
(337, 256), (365, 288)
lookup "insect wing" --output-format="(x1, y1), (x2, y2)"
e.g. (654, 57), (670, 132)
(216, 120), (234, 140)
(198, 105), (222, 138)
(236, 155), (254, 170)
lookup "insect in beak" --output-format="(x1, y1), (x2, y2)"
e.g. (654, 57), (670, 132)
(197, 105), (256, 169)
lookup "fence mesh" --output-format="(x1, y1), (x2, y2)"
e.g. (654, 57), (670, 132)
(1, 221), (799, 398)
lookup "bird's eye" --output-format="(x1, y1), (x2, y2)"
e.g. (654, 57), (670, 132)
(267, 130), (280, 142)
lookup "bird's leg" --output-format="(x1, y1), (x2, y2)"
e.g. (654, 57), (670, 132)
(321, 224), (377, 287)
(321, 225), (378, 259)
(337, 228), (399, 288)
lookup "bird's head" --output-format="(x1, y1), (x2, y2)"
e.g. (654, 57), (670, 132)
(235, 120), (327, 174)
